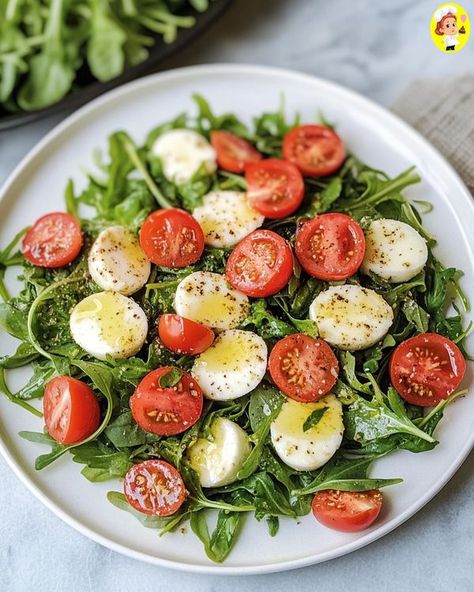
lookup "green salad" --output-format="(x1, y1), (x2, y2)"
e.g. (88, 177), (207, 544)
(0, 96), (470, 563)
(1, 0), (214, 112)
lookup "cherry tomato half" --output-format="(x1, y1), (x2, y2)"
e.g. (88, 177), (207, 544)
(43, 376), (100, 445)
(295, 213), (365, 280)
(22, 212), (83, 268)
(389, 333), (466, 406)
(283, 124), (345, 176)
(139, 208), (204, 268)
(226, 229), (293, 297)
(312, 489), (383, 532)
(130, 366), (203, 436)
(245, 159), (305, 219)
(210, 130), (262, 173)
(158, 314), (214, 355)
(124, 460), (186, 516)
(268, 333), (339, 402)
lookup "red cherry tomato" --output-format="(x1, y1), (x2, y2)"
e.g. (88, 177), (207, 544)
(268, 334), (339, 402)
(312, 489), (383, 532)
(139, 208), (204, 268)
(225, 229), (293, 297)
(245, 159), (305, 219)
(295, 213), (365, 280)
(43, 376), (100, 445)
(389, 333), (466, 406)
(283, 124), (345, 176)
(158, 314), (214, 355)
(124, 460), (186, 517)
(22, 212), (83, 268)
(210, 130), (262, 173)
(130, 366), (203, 436)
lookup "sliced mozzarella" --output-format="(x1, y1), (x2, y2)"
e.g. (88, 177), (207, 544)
(151, 129), (216, 184)
(309, 284), (393, 351)
(191, 329), (267, 400)
(193, 191), (264, 248)
(88, 225), (150, 295)
(174, 271), (249, 331)
(361, 219), (428, 283)
(271, 394), (344, 471)
(187, 417), (251, 487)
(70, 291), (148, 360)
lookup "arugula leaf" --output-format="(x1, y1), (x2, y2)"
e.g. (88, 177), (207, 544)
(240, 299), (294, 339)
(0, 367), (42, 417)
(303, 407), (328, 432)
(19, 359), (116, 470)
(72, 442), (133, 482)
(343, 378), (436, 446)
(292, 453), (401, 496)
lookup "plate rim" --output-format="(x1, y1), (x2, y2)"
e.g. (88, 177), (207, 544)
(0, 63), (473, 575)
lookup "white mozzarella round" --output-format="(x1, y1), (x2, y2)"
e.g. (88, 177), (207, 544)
(361, 219), (428, 283)
(309, 284), (393, 351)
(193, 191), (264, 248)
(271, 394), (344, 471)
(151, 129), (216, 184)
(174, 271), (249, 331)
(88, 225), (151, 295)
(70, 291), (148, 360)
(187, 417), (251, 487)
(191, 329), (267, 401)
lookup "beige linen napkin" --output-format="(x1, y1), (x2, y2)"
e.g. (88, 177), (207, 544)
(392, 76), (474, 195)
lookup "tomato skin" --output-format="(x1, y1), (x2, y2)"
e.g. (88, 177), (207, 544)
(245, 159), (305, 219)
(312, 490), (383, 532)
(158, 314), (214, 355)
(130, 366), (203, 436)
(43, 376), (100, 445)
(283, 124), (345, 176)
(210, 130), (262, 173)
(139, 208), (205, 268)
(226, 229), (293, 297)
(124, 460), (186, 516)
(268, 334), (339, 402)
(295, 213), (365, 280)
(22, 212), (83, 268)
(389, 333), (466, 406)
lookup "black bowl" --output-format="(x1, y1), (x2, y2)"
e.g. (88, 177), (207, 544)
(0, 0), (232, 132)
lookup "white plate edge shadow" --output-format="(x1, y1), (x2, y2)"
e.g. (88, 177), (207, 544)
(0, 64), (473, 575)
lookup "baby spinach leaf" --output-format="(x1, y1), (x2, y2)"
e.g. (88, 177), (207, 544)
(190, 509), (245, 563)
(107, 491), (174, 529)
(104, 411), (147, 448)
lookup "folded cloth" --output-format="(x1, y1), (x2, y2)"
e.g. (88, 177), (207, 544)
(392, 76), (474, 195)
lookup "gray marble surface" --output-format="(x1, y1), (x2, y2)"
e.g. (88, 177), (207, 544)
(0, 0), (473, 590)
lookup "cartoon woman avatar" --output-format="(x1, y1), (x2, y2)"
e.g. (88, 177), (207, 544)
(434, 5), (466, 51)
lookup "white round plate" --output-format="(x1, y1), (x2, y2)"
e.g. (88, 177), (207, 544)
(0, 65), (472, 575)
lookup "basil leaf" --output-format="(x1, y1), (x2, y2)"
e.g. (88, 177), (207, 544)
(303, 407), (328, 432)
(158, 367), (183, 388)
